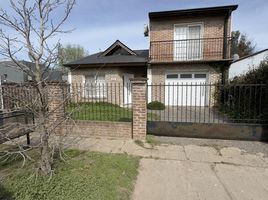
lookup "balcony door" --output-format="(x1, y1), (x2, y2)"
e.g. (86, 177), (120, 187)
(174, 24), (203, 61)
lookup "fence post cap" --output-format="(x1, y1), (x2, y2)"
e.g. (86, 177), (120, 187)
(130, 78), (148, 84)
(46, 81), (68, 86)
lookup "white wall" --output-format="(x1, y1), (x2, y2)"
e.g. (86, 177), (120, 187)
(229, 50), (268, 79)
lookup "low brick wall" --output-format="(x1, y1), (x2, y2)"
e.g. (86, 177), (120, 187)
(148, 121), (268, 141)
(62, 120), (132, 139)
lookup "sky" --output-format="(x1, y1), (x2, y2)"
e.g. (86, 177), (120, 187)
(1, 0), (268, 58)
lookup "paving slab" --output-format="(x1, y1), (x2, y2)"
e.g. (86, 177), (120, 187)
(220, 147), (268, 168)
(121, 140), (153, 157)
(132, 158), (231, 200)
(151, 145), (187, 160)
(215, 164), (268, 200)
(88, 138), (125, 153)
(184, 145), (222, 163)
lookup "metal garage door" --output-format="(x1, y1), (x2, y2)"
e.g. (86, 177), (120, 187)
(165, 72), (208, 106)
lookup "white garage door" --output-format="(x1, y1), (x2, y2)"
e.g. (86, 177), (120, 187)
(165, 73), (208, 106)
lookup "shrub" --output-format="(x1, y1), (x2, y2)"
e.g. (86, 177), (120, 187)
(147, 101), (165, 110)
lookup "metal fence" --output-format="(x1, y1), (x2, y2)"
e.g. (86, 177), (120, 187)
(65, 83), (133, 122)
(147, 83), (268, 124)
(0, 83), (39, 111)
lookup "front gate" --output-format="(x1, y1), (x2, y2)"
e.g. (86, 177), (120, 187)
(147, 83), (268, 141)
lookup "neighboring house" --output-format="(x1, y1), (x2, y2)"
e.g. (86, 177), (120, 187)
(64, 5), (238, 106)
(229, 49), (268, 80)
(0, 60), (63, 83)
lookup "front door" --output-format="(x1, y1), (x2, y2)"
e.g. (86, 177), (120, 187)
(123, 73), (134, 104)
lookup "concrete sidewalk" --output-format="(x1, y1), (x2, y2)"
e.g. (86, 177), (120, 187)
(8, 134), (268, 199)
(62, 137), (268, 200)
(64, 137), (268, 168)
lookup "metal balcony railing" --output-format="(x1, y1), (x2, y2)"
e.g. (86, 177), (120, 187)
(150, 37), (232, 62)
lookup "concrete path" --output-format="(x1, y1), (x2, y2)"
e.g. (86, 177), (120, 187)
(58, 136), (268, 200)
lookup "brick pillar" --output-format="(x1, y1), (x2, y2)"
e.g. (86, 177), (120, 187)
(47, 81), (67, 134)
(130, 78), (147, 140)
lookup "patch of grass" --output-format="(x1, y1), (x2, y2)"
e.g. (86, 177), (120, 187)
(67, 102), (132, 122)
(67, 102), (159, 122)
(0, 149), (139, 200)
(146, 135), (160, 146)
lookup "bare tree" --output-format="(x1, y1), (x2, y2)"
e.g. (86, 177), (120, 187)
(0, 0), (75, 175)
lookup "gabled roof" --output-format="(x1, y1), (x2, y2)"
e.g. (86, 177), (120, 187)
(101, 40), (137, 56)
(149, 5), (238, 19)
(64, 40), (148, 67)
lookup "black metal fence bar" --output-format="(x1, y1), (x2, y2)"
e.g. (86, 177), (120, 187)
(150, 37), (232, 62)
(147, 83), (267, 124)
(65, 83), (132, 122)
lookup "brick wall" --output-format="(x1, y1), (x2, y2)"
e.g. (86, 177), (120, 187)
(62, 120), (132, 139)
(149, 13), (231, 61)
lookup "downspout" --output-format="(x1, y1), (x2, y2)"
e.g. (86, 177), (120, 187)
(222, 10), (232, 84)
(223, 10), (231, 59)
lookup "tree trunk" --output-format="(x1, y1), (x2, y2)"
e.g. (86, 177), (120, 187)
(38, 108), (52, 175)
(36, 80), (52, 176)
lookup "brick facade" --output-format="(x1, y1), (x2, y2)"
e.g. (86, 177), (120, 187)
(149, 13), (232, 62)
(150, 15), (226, 41)
(70, 66), (146, 106)
(131, 78), (147, 140)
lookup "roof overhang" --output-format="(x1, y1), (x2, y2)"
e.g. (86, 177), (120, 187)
(149, 5), (238, 19)
(67, 62), (148, 68)
(149, 59), (233, 66)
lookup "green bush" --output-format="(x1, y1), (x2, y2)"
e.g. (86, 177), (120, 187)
(147, 101), (165, 110)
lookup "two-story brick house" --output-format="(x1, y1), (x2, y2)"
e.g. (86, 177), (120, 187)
(65, 5), (238, 106)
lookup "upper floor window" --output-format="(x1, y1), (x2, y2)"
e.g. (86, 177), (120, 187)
(174, 24), (203, 61)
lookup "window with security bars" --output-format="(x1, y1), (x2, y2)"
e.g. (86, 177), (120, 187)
(84, 75), (106, 98)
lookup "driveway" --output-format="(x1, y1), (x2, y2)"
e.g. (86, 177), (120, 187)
(131, 139), (268, 200)
(132, 158), (268, 200)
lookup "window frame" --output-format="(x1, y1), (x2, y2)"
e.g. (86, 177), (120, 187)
(83, 74), (106, 98)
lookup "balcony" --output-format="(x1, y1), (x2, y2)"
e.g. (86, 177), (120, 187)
(149, 37), (232, 63)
